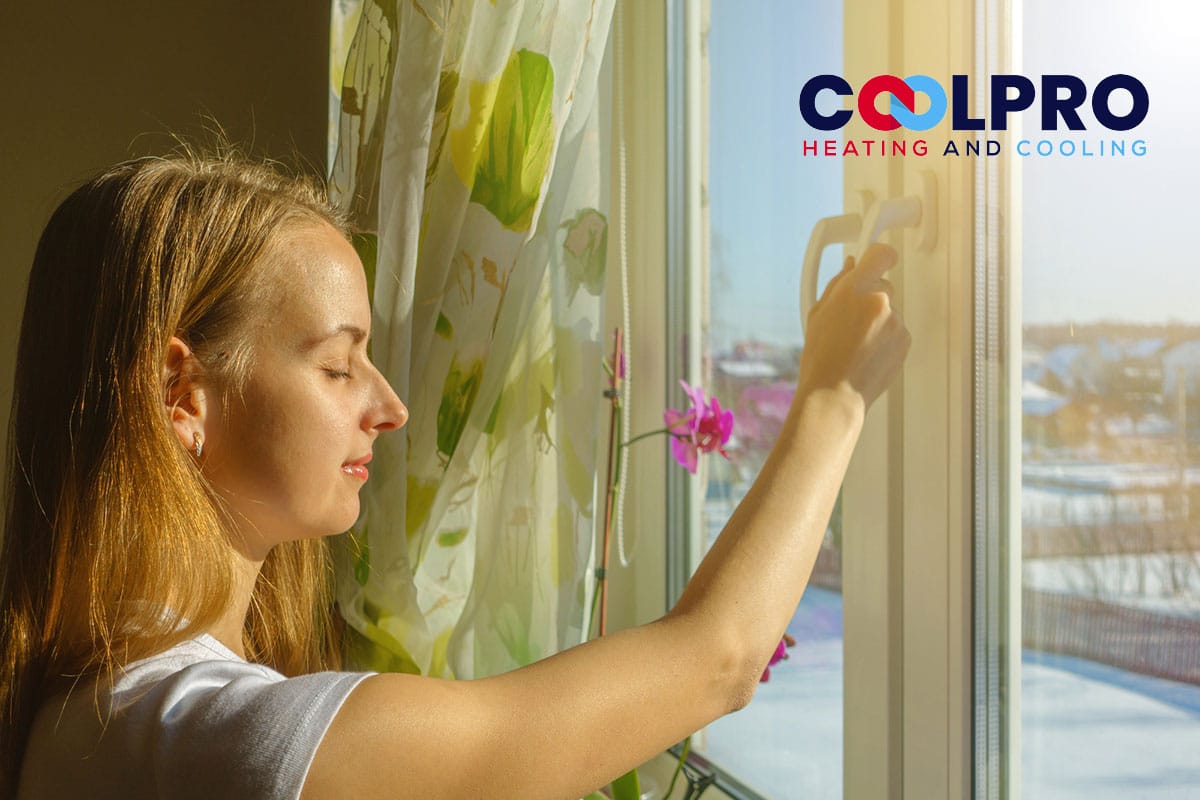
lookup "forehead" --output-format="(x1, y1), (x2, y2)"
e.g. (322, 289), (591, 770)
(260, 222), (369, 341)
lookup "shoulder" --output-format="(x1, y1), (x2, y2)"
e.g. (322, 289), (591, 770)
(19, 635), (374, 800)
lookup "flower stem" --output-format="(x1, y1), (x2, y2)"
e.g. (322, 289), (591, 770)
(621, 426), (671, 448)
(621, 410), (696, 449)
(591, 328), (625, 642)
(664, 735), (691, 799)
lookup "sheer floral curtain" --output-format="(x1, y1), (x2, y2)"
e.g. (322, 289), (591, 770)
(328, 0), (615, 680)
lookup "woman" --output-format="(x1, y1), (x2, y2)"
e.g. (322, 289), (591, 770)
(0, 147), (909, 799)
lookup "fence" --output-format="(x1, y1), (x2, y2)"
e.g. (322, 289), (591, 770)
(806, 546), (1200, 686)
(1023, 588), (1200, 685)
(808, 548), (1200, 686)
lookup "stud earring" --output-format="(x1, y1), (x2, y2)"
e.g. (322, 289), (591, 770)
(192, 432), (204, 458)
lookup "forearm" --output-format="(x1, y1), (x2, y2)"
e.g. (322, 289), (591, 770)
(667, 384), (865, 695)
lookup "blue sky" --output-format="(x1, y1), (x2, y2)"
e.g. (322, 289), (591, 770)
(708, 1), (841, 350)
(707, 0), (1199, 350)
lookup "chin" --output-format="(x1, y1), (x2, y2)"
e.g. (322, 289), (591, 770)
(286, 493), (361, 541)
(330, 500), (363, 536)
(283, 512), (360, 542)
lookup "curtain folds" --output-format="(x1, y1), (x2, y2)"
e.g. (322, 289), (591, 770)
(328, 0), (615, 680)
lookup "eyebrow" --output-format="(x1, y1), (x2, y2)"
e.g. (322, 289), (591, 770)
(301, 324), (369, 350)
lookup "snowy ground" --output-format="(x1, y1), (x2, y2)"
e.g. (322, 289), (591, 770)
(1023, 650), (1200, 799)
(693, 587), (844, 799)
(695, 457), (1200, 797)
(693, 588), (1200, 800)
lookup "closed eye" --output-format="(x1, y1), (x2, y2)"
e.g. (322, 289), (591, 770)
(323, 368), (352, 380)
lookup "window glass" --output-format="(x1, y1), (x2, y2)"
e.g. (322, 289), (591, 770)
(695, 2), (844, 797)
(1018, 2), (1200, 796)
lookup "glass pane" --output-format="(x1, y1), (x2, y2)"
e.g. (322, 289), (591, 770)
(1019, 2), (1200, 797)
(694, 2), (844, 797)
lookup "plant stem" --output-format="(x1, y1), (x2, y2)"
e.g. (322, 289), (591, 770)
(664, 735), (692, 799)
(622, 410), (696, 449)
(621, 426), (672, 448)
(594, 328), (624, 640)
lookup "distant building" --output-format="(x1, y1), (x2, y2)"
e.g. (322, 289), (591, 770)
(1036, 342), (1099, 395)
(1023, 380), (1069, 418)
(1163, 340), (1200, 397)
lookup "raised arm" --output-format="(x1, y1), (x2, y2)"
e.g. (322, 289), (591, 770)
(303, 244), (910, 800)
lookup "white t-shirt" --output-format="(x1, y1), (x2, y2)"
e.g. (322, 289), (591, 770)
(18, 634), (374, 799)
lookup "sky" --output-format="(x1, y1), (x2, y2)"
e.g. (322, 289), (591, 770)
(708, 1), (841, 351)
(707, 0), (1200, 352)
(1019, 0), (1200, 324)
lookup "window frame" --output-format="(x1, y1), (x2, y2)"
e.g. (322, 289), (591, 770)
(610, 1), (1021, 798)
(648, 1), (1003, 800)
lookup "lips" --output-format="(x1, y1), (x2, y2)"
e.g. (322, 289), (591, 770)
(341, 453), (372, 481)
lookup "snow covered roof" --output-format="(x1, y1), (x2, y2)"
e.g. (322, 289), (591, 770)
(716, 360), (779, 379)
(1098, 337), (1167, 362)
(1023, 380), (1070, 417)
(1043, 343), (1091, 381)
(1163, 339), (1200, 367)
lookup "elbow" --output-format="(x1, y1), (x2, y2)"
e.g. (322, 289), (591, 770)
(663, 610), (758, 717)
(726, 652), (763, 713)
(727, 674), (758, 713)
(713, 632), (762, 715)
(724, 633), (776, 713)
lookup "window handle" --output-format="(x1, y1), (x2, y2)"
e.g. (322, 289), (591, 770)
(800, 210), (863, 333)
(801, 172), (937, 333)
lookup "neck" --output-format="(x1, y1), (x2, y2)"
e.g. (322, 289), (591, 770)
(207, 545), (265, 659)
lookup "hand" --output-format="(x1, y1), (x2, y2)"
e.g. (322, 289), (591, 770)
(797, 243), (911, 411)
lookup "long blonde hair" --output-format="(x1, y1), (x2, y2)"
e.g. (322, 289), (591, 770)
(0, 145), (352, 790)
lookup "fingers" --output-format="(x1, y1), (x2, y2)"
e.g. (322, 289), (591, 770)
(853, 243), (899, 282)
(869, 278), (895, 298)
(822, 255), (856, 296)
(813, 246), (900, 321)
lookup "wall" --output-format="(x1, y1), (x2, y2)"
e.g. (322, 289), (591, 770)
(0, 2), (330, 498)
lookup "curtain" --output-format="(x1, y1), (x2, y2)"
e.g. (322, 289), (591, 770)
(328, 0), (615, 680)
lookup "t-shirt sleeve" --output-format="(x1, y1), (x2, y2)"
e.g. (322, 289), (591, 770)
(117, 660), (373, 800)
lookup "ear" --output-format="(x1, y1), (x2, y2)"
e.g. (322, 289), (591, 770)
(163, 335), (209, 456)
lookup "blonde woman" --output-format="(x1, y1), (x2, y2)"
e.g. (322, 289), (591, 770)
(0, 148), (909, 799)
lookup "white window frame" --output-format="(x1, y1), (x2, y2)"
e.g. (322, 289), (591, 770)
(603, 1), (1022, 798)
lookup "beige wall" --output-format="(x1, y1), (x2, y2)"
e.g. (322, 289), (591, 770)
(0, 2), (330, 495)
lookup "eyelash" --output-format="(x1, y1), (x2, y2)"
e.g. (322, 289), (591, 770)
(323, 368), (352, 381)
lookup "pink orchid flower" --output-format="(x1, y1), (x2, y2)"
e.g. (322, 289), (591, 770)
(760, 634), (795, 683)
(663, 380), (734, 474)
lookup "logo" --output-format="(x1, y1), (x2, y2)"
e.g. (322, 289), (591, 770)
(798, 73), (1149, 158)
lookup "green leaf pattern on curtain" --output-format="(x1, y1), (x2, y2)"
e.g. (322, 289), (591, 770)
(329, 0), (615, 682)
(450, 48), (556, 231)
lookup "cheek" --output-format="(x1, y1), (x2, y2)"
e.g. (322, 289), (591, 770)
(209, 396), (295, 504)
(209, 384), (338, 519)
(241, 388), (339, 489)
(236, 380), (364, 528)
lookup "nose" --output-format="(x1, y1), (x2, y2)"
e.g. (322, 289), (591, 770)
(365, 366), (408, 433)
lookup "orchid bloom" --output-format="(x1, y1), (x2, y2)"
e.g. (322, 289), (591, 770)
(663, 380), (735, 474)
(760, 634), (796, 683)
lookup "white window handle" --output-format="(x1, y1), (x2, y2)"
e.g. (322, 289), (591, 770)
(800, 211), (862, 333)
(800, 171), (937, 333)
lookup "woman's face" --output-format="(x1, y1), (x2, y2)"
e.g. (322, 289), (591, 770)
(201, 221), (407, 556)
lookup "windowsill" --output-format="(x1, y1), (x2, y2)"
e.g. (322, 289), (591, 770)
(637, 750), (739, 800)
